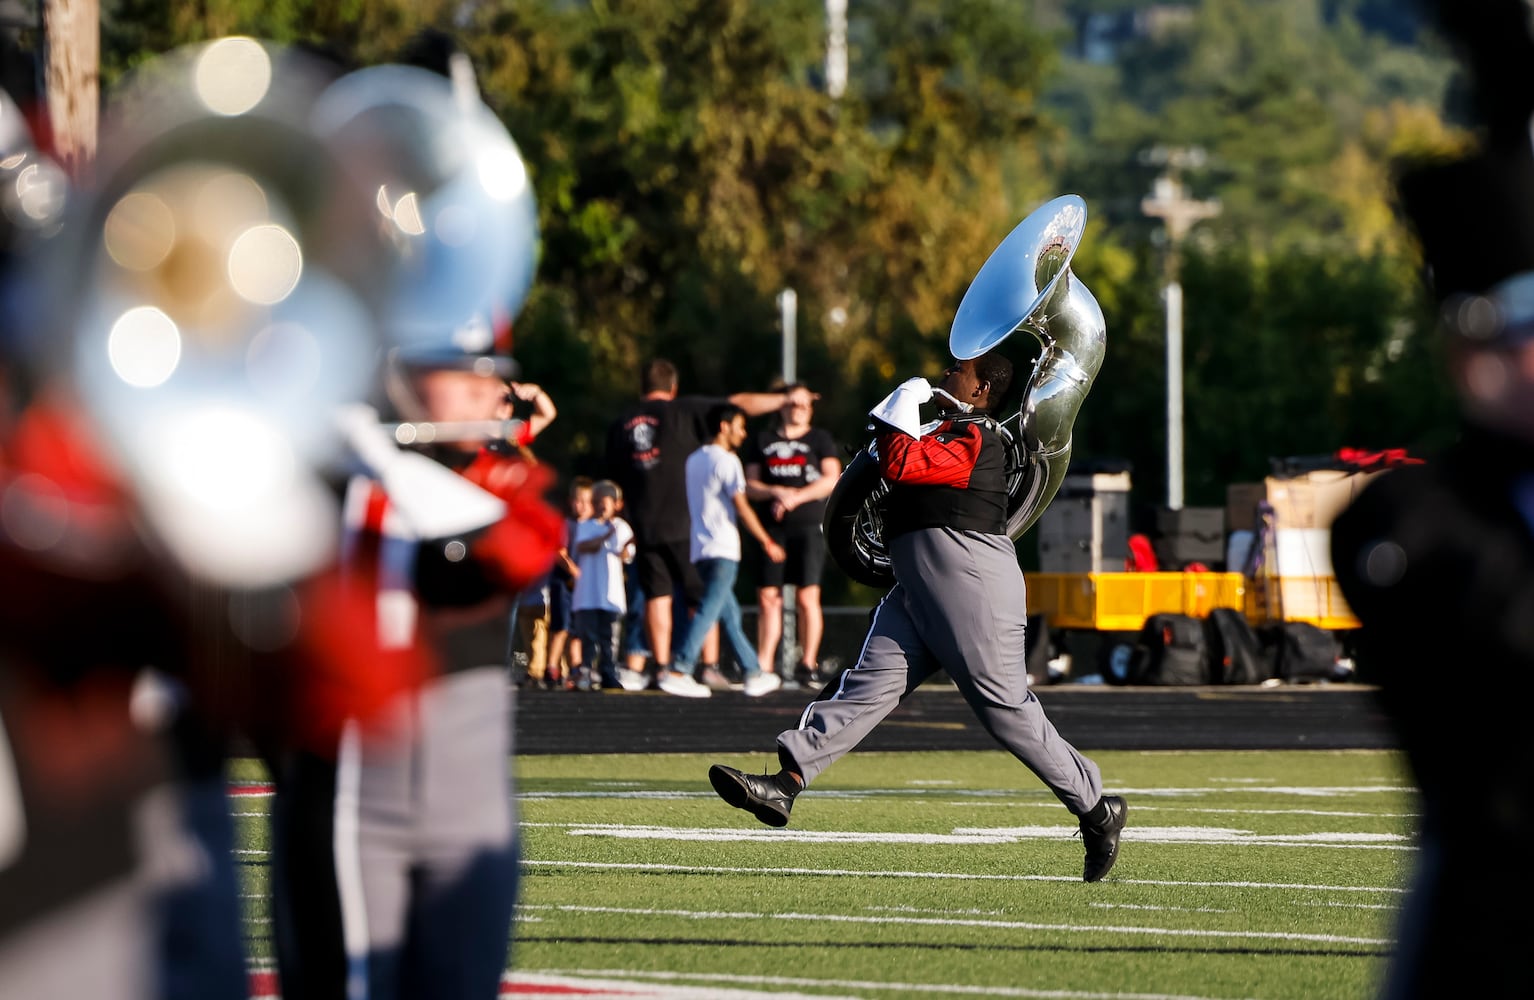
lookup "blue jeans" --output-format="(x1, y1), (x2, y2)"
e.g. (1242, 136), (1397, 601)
(573, 609), (621, 685)
(619, 563), (648, 659)
(673, 558), (760, 676)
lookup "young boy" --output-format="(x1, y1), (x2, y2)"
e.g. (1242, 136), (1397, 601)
(571, 480), (635, 690)
(547, 477), (593, 689)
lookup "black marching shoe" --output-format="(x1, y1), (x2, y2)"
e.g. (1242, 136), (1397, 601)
(709, 765), (798, 827)
(1080, 795), (1128, 882)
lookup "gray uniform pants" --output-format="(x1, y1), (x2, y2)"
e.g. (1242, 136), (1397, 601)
(777, 527), (1103, 815)
(345, 666), (517, 1000)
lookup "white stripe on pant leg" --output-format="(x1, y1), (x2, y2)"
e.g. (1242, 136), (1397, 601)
(333, 720), (370, 1000)
(0, 712), (26, 868)
(796, 590), (891, 731)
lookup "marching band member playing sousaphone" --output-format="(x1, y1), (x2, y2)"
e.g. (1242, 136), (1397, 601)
(708, 196), (1130, 883)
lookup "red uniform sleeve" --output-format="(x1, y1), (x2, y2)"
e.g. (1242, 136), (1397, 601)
(459, 454), (566, 593)
(277, 571), (435, 754)
(876, 423), (980, 487)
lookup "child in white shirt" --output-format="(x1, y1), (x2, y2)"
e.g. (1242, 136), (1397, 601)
(571, 480), (635, 689)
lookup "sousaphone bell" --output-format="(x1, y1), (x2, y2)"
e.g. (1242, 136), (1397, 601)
(824, 194), (1107, 589)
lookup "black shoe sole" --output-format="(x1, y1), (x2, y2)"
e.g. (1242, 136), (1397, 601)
(708, 765), (791, 828)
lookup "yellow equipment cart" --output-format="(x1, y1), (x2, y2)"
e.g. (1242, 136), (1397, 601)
(1024, 571), (1360, 633)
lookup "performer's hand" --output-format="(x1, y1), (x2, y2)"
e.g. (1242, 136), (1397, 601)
(507, 382), (546, 402)
(764, 539), (787, 563)
(869, 377), (934, 439)
(894, 377), (934, 403)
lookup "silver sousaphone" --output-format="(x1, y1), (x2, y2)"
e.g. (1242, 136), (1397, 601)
(824, 194), (1107, 589)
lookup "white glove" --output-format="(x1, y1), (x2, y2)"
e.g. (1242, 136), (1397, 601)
(868, 377), (935, 439)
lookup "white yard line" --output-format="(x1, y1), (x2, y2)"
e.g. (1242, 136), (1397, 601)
(518, 858), (1406, 894)
(522, 968), (1250, 1000)
(519, 820), (1412, 851)
(518, 902), (1393, 946)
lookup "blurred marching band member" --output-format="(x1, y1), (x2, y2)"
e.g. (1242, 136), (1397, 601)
(2, 30), (559, 1000)
(265, 37), (560, 1000)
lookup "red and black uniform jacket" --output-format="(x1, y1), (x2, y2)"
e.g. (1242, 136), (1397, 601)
(406, 445), (565, 672)
(874, 414), (1008, 539)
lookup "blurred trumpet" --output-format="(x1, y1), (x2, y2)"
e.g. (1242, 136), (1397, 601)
(388, 417), (526, 446)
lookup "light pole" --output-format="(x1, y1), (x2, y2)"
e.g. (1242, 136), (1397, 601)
(1141, 152), (1220, 510)
(777, 287), (798, 385)
(825, 0), (848, 100)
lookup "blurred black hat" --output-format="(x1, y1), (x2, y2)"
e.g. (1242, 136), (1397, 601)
(1396, 0), (1534, 337)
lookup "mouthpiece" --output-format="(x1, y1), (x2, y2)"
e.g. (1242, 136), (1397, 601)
(931, 387), (974, 413)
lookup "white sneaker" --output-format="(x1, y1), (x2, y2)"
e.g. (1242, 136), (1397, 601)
(657, 670), (712, 699)
(617, 668), (649, 692)
(743, 672), (784, 698)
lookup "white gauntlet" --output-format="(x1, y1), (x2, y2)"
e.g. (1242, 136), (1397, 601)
(868, 377), (935, 439)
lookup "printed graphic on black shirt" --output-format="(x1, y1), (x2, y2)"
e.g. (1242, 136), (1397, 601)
(746, 427), (839, 530)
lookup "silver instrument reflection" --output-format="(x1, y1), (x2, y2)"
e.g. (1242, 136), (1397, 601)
(33, 37), (392, 587)
(824, 195), (1107, 589)
(0, 89), (68, 249)
(310, 63), (540, 354)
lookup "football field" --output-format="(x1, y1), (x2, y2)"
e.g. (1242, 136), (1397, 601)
(233, 747), (1413, 999)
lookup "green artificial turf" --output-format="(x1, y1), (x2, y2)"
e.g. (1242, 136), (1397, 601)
(235, 748), (1416, 999)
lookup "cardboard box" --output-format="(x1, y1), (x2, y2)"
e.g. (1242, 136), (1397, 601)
(1153, 506), (1226, 568)
(1267, 528), (1333, 577)
(1262, 470), (1382, 530)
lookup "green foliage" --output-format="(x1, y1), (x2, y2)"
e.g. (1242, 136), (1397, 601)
(93, 0), (1474, 587)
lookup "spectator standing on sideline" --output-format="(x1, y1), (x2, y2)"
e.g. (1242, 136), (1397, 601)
(708, 355), (1128, 882)
(547, 477), (593, 689)
(605, 359), (792, 683)
(1332, 4), (1534, 994)
(513, 574), (553, 689)
(657, 404), (787, 699)
(570, 481), (636, 690)
(744, 383), (841, 685)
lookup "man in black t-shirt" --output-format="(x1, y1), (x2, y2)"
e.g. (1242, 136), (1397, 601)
(743, 384), (841, 685)
(605, 359), (789, 680)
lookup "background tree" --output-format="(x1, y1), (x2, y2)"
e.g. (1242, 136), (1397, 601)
(81, 0), (1475, 595)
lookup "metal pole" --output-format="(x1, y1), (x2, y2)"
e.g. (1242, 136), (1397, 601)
(779, 287), (797, 385)
(1141, 154), (1218, 514)
(1165, 280), (1184, 510)
(42, 0), (98, 177)
(825, 0), (848, 100)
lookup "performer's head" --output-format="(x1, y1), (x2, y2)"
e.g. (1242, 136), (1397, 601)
(386, 313), (517, 451)
(938, 350), (1013, 414)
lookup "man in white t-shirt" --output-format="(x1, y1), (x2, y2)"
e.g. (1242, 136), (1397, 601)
(571, 480), (636, 690)
(658, 404), (786, 698)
